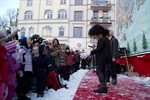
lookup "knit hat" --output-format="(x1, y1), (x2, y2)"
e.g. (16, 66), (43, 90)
(5, 41), (17, 54)
(21, 36), (28, 48)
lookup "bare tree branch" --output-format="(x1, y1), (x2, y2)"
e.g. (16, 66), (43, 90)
(0, 16), (8, 30)
(6, 8), (18, 26)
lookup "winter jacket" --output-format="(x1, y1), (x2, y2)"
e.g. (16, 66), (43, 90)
(65, 54), (73, 66)
(33, 45), (51, 71)
(5, 41), (20, 85)
(49, 46), (61, 68)
(16, 46), (32, 72)
(0, 46), (8, 84)
(7, 52), (20, 85)
(110, 36), (120, 59)
(91, 36), (111, 65)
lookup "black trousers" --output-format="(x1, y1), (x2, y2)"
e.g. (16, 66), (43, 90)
(105, 62), (117, 82)
(35, 69), (46, 94)
(74, 62), (80, 72)
(16, 71), (32, 95)
(63, 65), (70, 81)
(96, 65), (107, 88)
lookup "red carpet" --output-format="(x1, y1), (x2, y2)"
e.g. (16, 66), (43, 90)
(73, 70), (150, 100)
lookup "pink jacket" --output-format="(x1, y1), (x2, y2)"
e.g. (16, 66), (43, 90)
(5, 41), (20, 85)
(0, 46), (8, 84)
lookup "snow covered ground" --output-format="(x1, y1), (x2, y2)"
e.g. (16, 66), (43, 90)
(28, 69), (88, 100)
(117, 74), (150, 87)
(131, 76), (150, 87)
(26, 69), (150, 100)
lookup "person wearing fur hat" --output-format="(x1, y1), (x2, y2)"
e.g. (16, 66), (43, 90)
(15, 36), (32, 100)
(0, 29), (18, 100)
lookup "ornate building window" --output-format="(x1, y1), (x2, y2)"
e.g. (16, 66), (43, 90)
(27, 0), (32, 6)
(45, 10), (52, 19)
(58, 9), (67, 19)
(46, 0), (52, 5)
(24, 10), (33, 20)
(73, 27), (82, 37)
(59, 26), (64, 36)
(28, 27), (34, 37)
(60, 0), (66, 4)
(75, 0), (83, 5)
(42, 26), (52, 37)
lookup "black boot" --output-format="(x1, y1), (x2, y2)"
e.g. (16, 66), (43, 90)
(93, 87), (108, 93)
(37, 91), (44, 97)
(17, 94), (31, 100)
(111, 78), (117, 85)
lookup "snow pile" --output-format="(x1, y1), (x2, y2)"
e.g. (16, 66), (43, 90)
(118, 74), (150, 87)
(29, 69), (88, 100)
(131, 76), (150, 87)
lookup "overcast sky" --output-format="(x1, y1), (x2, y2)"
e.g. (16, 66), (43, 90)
(0, 0), (19, 16)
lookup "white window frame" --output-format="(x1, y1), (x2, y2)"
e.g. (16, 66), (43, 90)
(60, 0), (66, 4)
(24, 11), (33, 20)
(75, 0), (83, 5)
(46, 0), (52, 5)
(74, 11), (83, 21)
(42, 26), (52, 37)
(27, 0), (32, 6)
(45, 10), (52, 19)
(59, 26), (65, 36)
(58, 9), (67, 19)
(73, 27), (82, 38)
(28, 27), (34, 37)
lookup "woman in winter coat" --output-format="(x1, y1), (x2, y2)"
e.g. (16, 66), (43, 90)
(0, 29), (18, 100)
(33, 45), (51, 97)
(49, 38), (62, 72)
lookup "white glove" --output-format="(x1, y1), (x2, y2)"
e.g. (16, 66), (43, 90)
(80, 51), (91, 59)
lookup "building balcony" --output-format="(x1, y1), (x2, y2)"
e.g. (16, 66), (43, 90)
(90, 16), (112, 28)
(91, 0), (112, 11)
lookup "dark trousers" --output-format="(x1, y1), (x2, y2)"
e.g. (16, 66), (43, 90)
(63, 65), (70, 81)
(96, 65), (106, 88)
(105, 62), (117, 82)
(16, 71), (32, 96)
(35, 69), (46, 94)
(74, 62), (80, 72)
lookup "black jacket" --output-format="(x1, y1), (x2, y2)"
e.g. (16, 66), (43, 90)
(33, 45), (51, 71)
(91, 36), (111, 65)
(110, 36), (119, 59)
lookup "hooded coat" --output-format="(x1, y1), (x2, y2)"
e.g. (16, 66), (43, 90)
(16, 36), (32, 72)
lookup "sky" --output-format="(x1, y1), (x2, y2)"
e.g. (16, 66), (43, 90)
(0, 0), (19, 16)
